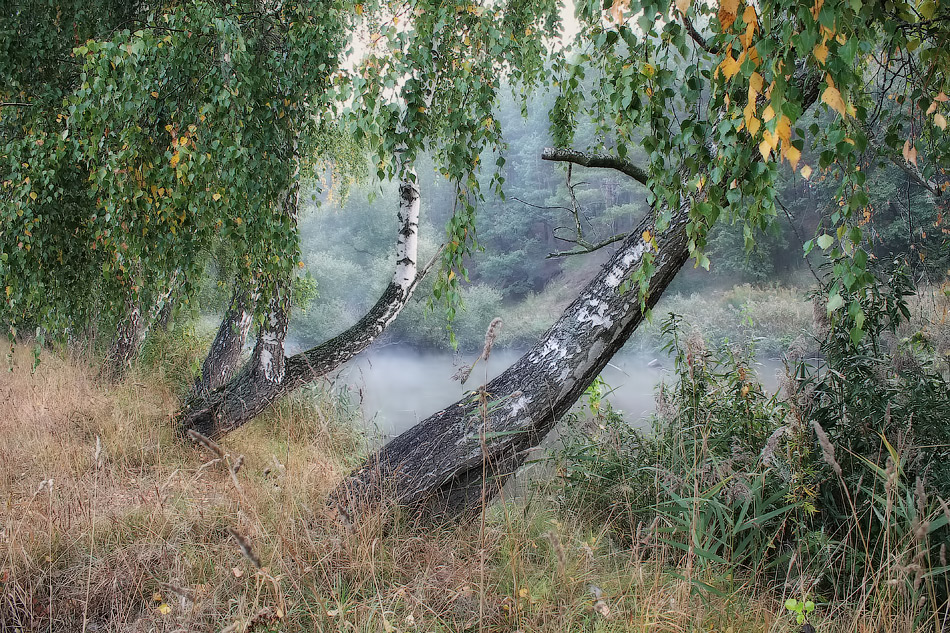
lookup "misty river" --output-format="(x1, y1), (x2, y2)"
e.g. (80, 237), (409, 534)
(306, 347), (785, 441)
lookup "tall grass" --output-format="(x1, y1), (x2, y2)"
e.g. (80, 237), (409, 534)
(2, 271), (946, 631)
(553, 271), (950, 633)
(1, 339), (787, 633)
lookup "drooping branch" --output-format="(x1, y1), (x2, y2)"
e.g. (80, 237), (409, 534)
(540, 147), (649, 185)
(546, 231), (629, 258)
(178, 179), (428, 439)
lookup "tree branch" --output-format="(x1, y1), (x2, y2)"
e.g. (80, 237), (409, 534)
(681, 15), (717, 54)
(888, 155), (946, 198)
(546, 232), (629, 258)
(540, 148), (649, 185)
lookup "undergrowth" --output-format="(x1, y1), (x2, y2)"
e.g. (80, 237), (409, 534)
(555, 265), (950, 632)
(1, 338), (784, 633)
(2, 268), (947, 632)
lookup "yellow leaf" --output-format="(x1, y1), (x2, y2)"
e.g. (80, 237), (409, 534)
(776, 115), (791, 146)
(157, 603), (171, 615)
(801, 164), (813, 179)
(234, 217), (243, 225)
(29, 191), (37, 200)
(813, 42), (828, 63)
(786, 145), (802, 169)
(740, 5), (757, 48)
(762, 128), (777, 150)
(675, 0), (691, 14)
(642, 229), (653, 244)
(762, 104), (775, 122)
(152, 592), (162, 602)
(610, 0), (630, 23)
(212, 192), (222, 201)
(742, 4), (756, 27)
(718, 0), (740, 30)
(822, 84), (847, 117)
(744, 99), (760, 135)
(759, 140), (772, 160)
(903, 139), (918, 165)
(150, 91), (159, 98)
(741, 22), (756, 49)
(170, 152), (180, 167)
(935, 113), (947, 130)
(5, 286), (11, 297)
(749, 72), (763, 94)
(720, 53), (743, 80)
(927, 101), (938, 115)
(355, 3), (363, 14)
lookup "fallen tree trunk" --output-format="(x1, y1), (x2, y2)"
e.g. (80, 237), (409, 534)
(329, 190), (692, 519)
(178, 178), (426, 439)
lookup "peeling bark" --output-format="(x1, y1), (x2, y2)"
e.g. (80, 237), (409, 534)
(178, 179), (426, 439)
(331, 67), (824, 520)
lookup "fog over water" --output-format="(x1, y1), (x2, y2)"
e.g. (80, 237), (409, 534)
(285, 340), (785, 441)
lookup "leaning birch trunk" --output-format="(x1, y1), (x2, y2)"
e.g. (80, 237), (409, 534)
(192, 284), (256, 394)
(331, 66), (824, 520)
(178, 178), (424, 439)
(329, 197), (692, 519)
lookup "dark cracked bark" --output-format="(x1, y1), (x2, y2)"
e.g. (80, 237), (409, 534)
(104, 271), (179, 381)
(192, 284), (256, 395)
(329, 198), (692, 519)
(178, 179), (425, 439)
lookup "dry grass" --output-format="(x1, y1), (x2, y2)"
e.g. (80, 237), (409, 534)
(0, 342), (915, 632)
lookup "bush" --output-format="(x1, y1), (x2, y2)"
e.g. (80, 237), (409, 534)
(554, 267), (950, 629)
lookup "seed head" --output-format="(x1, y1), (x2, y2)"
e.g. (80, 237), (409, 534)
(811, 420), (842, 478)
(481, 317), (503, 361)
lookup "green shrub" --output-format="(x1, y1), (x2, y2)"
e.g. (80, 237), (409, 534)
(554, 267), (950, 627)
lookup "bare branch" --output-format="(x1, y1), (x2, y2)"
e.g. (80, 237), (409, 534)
(546, 232), (629, 258)
(541, 147), (649, 185)
(509, 197), (571, 213)
(888, 155), (945, 198)
(681, 15), (717, 54)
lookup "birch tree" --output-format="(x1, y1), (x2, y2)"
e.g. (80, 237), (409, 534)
(332, 0), (950, 516)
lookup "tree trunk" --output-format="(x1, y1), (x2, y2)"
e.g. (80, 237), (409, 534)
(330, 66), (826, 520)
(178, 178), (425, 439)
(329, 197), (691, 519)
(192, 284), (256, 394)
(104, 272), (179, 380)
(104, 297), (144, 380)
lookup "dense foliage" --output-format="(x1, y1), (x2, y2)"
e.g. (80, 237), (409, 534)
(556, 280), (950, 626)
(2, 1), (351, 341)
